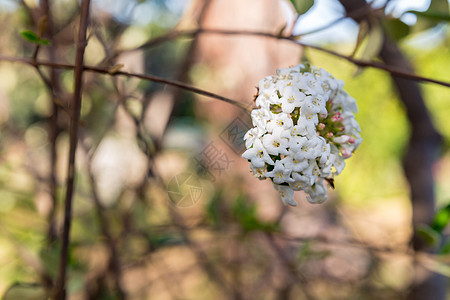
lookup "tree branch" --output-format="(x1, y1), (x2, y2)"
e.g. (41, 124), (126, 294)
(53, 0), (91, 298)
(119, 28), (450, 88)
(80, 143), (126, 300)
(40, 0), (62, 246)
(0, 54), (251, 112)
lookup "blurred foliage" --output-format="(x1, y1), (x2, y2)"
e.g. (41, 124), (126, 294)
(307, 36), (450, 204)
(0, 0), (449, 299)
(417, 203), (450, 253)
(407, 0), (449, 33)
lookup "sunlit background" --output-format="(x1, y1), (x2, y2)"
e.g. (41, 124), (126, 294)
(0, 0), (449, 299)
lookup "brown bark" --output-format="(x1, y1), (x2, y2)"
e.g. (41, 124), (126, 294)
(53, 0), (91, 298)
(338, 1), (445, 299)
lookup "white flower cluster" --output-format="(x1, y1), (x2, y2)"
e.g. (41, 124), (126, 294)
(242, 64), (361, 206)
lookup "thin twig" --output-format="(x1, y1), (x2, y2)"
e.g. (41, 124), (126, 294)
(0, 55), (252, 111)
(197, 28), (450, 87)
(296, 5), (374, 37)
(80, 143), (127, 300)
(41, 0), (61, 245)
(53, 0), (91, 299)
(119, 28), (450, 88)
(22, 0), (60, 248)
(296, 16), (347, 37)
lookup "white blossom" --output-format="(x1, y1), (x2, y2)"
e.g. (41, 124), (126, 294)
(242, 139), (274, 168)
(280, 150), (309, 172)
(242, 64), (361, 206)
(273, 184), (297, 206)
(280, 85), (306, 113)
(294, 137), (324, 160)
(262, 127), (289, 156)
(265, 161), (294, 184)
(306, 180), (328, 204)
(266, 113), (293, 132)
(244, 127), (263, 148)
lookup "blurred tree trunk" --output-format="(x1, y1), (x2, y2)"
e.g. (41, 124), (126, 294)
(195, 0), (303, 122)
(338, 1), (445, 299)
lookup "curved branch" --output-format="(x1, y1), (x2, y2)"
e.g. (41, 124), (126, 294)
(0, 55), (251, 112)
(120, 28), (450, 88)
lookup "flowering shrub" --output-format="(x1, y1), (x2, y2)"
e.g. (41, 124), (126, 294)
(242, 64), (361, 206)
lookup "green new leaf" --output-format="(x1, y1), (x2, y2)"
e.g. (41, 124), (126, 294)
(20, 30), (51, 45)
(432, 203), (450, 233)
(417, 224), (441, 246)
(38, 38), (50, 46)
(290, 0), (314, 15)
(20, 30), (40, 43)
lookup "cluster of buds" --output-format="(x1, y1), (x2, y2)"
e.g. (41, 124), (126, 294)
(242, 64), (361, 206)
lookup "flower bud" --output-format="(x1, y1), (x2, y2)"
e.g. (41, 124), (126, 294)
(333, 135), (350, 144)
(341, 148), (352, 158)
(330, 112), (341, 122)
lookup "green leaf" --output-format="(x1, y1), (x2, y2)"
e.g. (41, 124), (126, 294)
(20, 30), (51, 46)
(382, 18), (410, 41)
(2, 282), (48, 300)
(416, 224), (441, 246)
(20, 30), (40, 43)
(432, 203), (450, 233)
(290, 0), (314, 15)
(38, 39), (50, 46)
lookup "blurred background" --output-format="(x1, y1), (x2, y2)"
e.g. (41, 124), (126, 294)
(0, 0), (449, 299)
